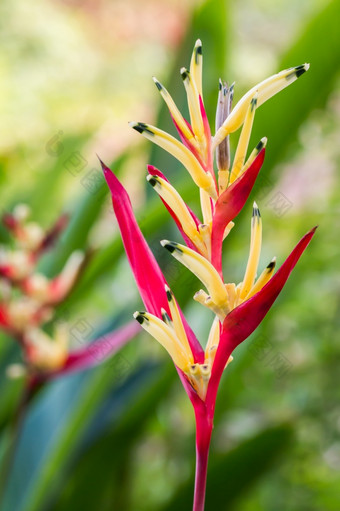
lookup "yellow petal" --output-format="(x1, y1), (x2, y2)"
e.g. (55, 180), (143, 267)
(244, 257), (276, 301)
(213, 64), (310, 149)
(147, 174), (206, 254)
(237, 137), (267, 180)
(240, 202), (262, 299)
(134, 311), (189, 370)
(130, 122), (216, 198)
(165, 285), (193, 363)
(199, 187), (213, 225)
(161, 240), (228, 307)
(181, 68), (205, 141)
(189, 39), (203, 98)
(205, 316), (220, 357)
(229, 92), (257, 184)
(152, 77), (198, 147)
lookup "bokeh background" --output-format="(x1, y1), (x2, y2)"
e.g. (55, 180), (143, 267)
(1, 0), (340, 509)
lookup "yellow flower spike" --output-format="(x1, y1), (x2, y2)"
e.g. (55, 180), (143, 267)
(212, 64), (310, 149)
(147, 174), (207, 254)
(134, 311), (190, 370)
(205, 316), (220, 359)
(161, 240), (229, 308)
(229, 92), (258, 185)
(152, 77), (199, 149)
(240, 202), (262, 299)
(244, 257), (276, 301)
(165, 285), (194, 363)
(189, 39), (203, 99)
(130, 122), (217, 199)
(180, 68), (205, 142)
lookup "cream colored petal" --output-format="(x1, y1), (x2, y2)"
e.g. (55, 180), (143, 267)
(181, 68), (205, 141)
(130, 122), (216, 198)
(240, 203), (262, 299)
(147, 174), (206, 253)
(213, 64), (310, 149)
(134, 311), (189, 370)
(189, 39), (203, 98)
(244, 257), (276, 301)
(229, 92), (257, 185)
(161, 240), (228, 307)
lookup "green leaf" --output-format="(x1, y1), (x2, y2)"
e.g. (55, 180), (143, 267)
(51, 362), (175, 511)
(251, 0), (340, 180)
(29, 134), (90, 224)
(41, 152), (128, 277)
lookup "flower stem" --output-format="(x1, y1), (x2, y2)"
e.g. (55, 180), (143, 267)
(193, 406), (213, 511)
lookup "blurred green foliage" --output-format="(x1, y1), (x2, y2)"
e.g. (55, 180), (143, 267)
(0, 0), (340, 510)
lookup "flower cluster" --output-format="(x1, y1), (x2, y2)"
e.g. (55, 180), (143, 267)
(126, 40), (314, 401)
(102, 39), (316, 511)
(0, 205), (137, 382)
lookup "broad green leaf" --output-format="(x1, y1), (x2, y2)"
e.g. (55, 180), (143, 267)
(251, 0), (340, 181)
(51, 362), (175, 511)
(42, 152), (128, 276)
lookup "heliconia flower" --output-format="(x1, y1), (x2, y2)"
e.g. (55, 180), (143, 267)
(0, 207), (139, 389)
(20, 320), (140, 386)
(21, 250), (86, 305)
(103, 40), (315, 511)
(4, 320), (139, 391)
(3, 206), (69, 256)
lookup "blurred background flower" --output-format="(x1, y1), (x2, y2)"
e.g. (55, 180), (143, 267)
(0, 0), (339, 510)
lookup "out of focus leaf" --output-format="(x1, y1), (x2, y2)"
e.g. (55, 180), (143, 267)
(29, 134), (90, 223)
(42, 152), (128, 276)
(0, 312), (136, 511)
(0, 340), (24, 431)
(251, 0), (340, 180)
(51, 362), (175, 511)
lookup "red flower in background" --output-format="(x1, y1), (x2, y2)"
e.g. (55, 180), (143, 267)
(0, 205), (138, 388)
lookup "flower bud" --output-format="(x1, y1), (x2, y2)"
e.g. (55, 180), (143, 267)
(215, 80), (233, 174)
